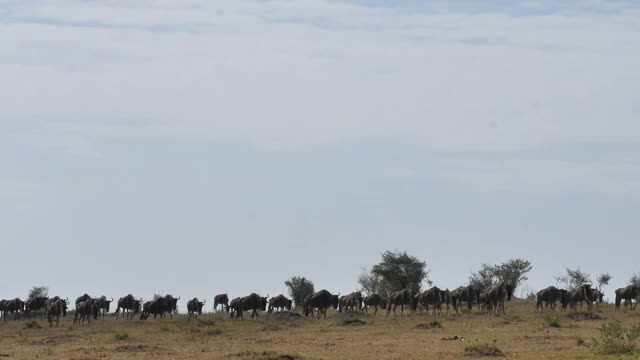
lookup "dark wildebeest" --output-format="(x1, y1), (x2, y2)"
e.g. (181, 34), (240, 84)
(3, 298), (25, 321)
(0, 300), (6, 320)
(93, 296), (113, 318)
(440, 289), (455, 315)
(141, 297), (169, 320)
(76, 294), (91, 307)
(164, 295), (180, 318)
(234, 293), (268, 320)
(588, 289), (604, 309)
(536, 286), (561, 311)
(25, 296), (48, 320)
(363, 294), (387, 316)
(187, 298), (206, 320)
(214, 294), (230, 312)
(268, 295), (292, 313)
(339, 292), (363, 313)
(228, 297), (241, 319)
(304, 290), (340, 319)
(386, 289), (414, 317)
(558, 289), (569, 311)
(74, 299), (99, 324)
(45, 296), (66, 313)
(115, 294), (142, 320)
(453, 285), (480, 312)
(615, 285), (640, 311)
(568, 284), (594, 312)
(415, 287), (443, 315)
(485, 283), (514, 315)
(478, 290), (492, 314)
(47, 298), (68, 327)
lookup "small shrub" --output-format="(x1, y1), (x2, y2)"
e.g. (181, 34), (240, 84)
(341, 318), (367, 326)
(592, 321), (640, 355)
(417, 321), (442, 329)
(546, 313), (561, 328)
(205, 328), (223, 336)
(464, 343), (505, 357)
(24, 320), (41, 329)
(576, 337), (585, 346)
(43, 345), (55, 356)
(113, 330), (129, 341)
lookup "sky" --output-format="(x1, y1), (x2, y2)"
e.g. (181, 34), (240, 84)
(1, 0), (639, 308)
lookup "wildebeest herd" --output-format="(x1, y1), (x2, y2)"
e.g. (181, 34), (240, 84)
(1, 283), (638, 327)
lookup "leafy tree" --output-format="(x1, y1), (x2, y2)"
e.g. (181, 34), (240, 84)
(371, 250), (429, 295)
(28, 286), (48, 300)
(629, 274), (640, 287)
(555, 268), (591, 289)
(285, 276), (315, 309)
(597, 273), (612, 292)
(469, 264), (497, 290)
(494, 258), (532, 290)
(358, 267), (382, 296)
(469, 259), (532, 295)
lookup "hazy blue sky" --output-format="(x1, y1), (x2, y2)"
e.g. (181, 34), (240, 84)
(1, 0), (639, 307)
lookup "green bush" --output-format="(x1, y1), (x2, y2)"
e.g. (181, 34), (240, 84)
(546, 313), (561, 328)
(592, 322), (640, 355)
(113, 330), (129, 341)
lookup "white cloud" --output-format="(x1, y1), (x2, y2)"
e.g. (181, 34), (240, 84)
(1, 0), (639, 150)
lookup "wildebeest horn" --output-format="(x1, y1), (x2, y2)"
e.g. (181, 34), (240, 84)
(177, 296), (180, 300)
(109, 297), (113, 302)
(202, 299), (206, 304)
(266, 294), (269, 298)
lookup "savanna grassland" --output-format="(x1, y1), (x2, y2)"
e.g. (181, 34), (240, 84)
(2, 300), (640, 360)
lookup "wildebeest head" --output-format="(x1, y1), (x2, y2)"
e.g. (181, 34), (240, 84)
(505, 283), (515, 301)
(260, 294), (269, 311)
(331, 294), (340, 309)
(164, 295), (180, 313)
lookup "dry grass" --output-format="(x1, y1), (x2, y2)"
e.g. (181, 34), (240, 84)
(1, 300), (638, 359)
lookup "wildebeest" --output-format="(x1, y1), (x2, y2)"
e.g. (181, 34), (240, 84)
(47, 298), (68, 327)
(45, 297), (65, 312)
(615, 285), (640, 311)
(485, 283), (514, 315)
(228, 297), (241, 318)
(74, 299), (99, 324)
(339, 292), (363, 313)
(25, 296), (48, 320)
(187, 298), (206, 320)
(164, 295), (180, 318)
(93, 296), (113, 318)
(536, 286), (561, 311)
(268, 295), (292, 313)
(214, 294), (230, 312)
(453, 285), (480, 312)
(115, 294), (143, 320)
(568, 284), (594, 312)
(415, 287), (443, 315)
(2, 298), (25, 321)
(0, 300), (6, 320)
(441, 289), (455, 315)
(76, 293), (91, 307)
(234, 293), (268, 320)
(304, 290), (340, 319)
(386, 289), (414, 317)
(363, 294), (387, 316)
(140, 297), (169, 320)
